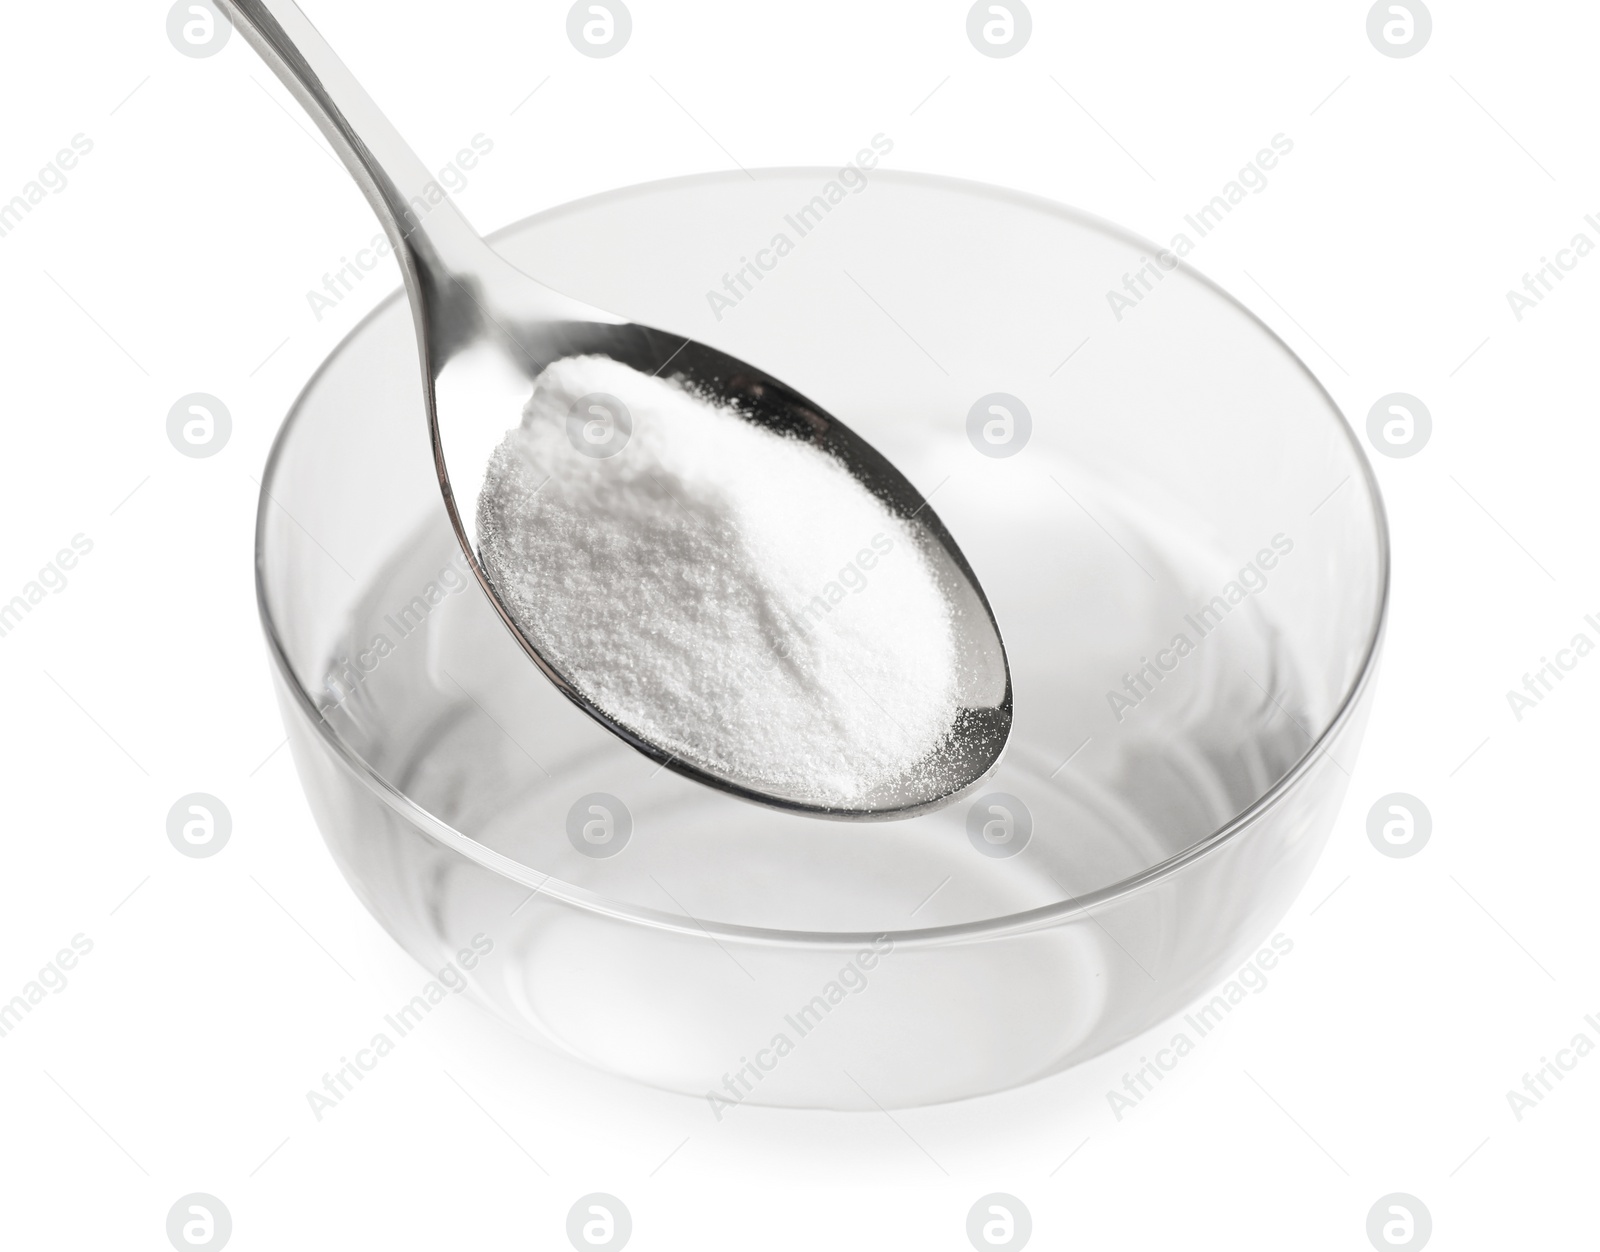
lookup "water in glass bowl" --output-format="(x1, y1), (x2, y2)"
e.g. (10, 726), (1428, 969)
(316, 448), (1313, 938)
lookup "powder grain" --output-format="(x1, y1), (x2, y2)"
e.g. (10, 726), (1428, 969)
(477, 355), (959, 805)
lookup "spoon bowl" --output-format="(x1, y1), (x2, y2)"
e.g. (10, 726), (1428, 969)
(221, 0), (1011, 817)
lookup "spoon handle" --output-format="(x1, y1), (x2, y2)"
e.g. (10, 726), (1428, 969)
(217, 0), (489, 282)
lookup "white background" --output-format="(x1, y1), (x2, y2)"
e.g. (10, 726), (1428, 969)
(1, 0), (1596, 1247)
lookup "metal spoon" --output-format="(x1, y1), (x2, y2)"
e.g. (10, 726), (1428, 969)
(223, 0), (1011, 818)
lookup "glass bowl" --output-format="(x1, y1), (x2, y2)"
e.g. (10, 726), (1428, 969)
(256, 170), (1387, 1109)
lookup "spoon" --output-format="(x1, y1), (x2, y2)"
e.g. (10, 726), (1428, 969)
(222, 0), (1011, 818)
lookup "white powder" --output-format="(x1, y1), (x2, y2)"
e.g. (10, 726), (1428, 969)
(476, 355), (960, 805)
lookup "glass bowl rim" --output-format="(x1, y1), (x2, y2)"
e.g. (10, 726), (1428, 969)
(255, 167), (1391, 951)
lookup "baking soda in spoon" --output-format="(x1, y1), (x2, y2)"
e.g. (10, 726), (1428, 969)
(477, 355), (960, 805)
